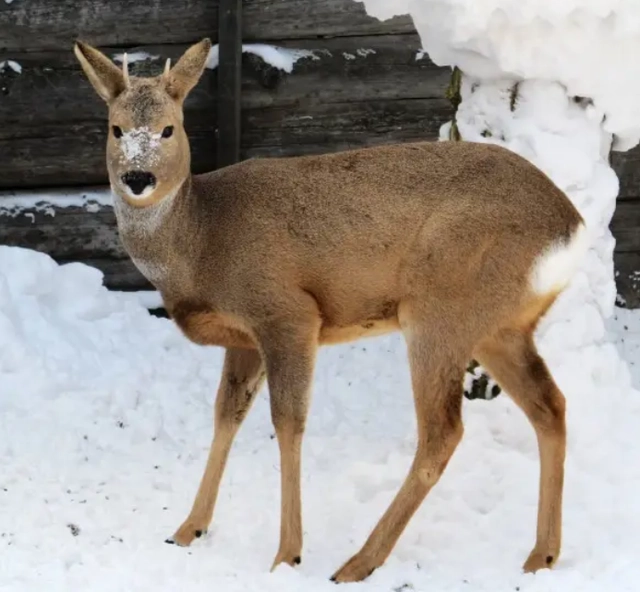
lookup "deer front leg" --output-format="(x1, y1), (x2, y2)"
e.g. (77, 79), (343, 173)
(168, 347), (265, 546)
(259, 316), (320, 571)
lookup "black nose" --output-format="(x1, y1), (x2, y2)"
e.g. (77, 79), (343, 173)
(121, 171), (156, 195)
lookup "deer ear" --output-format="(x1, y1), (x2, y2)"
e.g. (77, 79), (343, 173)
(74, 40), (127, 103)
(164, 38), (212, 102)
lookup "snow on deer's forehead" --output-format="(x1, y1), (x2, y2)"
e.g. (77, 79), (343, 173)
(119, 127), (162, 167)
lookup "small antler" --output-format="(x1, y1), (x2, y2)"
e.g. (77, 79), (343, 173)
(122, 52), (130, 86)
(164, 58), (171, 76)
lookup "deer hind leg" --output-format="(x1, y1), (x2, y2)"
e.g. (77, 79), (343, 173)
(169, 347), (265, 546)
(332, 322), (466, 583)
(475, 326), (566, 573)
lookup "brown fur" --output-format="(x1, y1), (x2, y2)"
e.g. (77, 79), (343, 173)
(75, 39), (586, 582)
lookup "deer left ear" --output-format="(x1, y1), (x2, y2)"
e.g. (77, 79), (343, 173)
(164, 38), (212, 102)
(74, 40), (128, 103)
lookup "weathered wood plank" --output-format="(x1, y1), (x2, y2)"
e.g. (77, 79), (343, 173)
(614, 252), (640, 308)
(242, 98), (452, 158)
(240, 36), (449, 108)
(609, 199), (640, 253)
(611, 146), (640, 200)
(0, 97), (451, 188)
(602, 198), (640, 306)
(1, 206), (125, 259)
(0, 0), (414, 52)
(217, 0), (243, 167)
(0, 36), (442, 130)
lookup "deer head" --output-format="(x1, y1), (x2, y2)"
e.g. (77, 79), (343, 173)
(74, 39), (211, 207)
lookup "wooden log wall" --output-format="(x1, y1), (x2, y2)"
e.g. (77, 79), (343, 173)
(1, 0), (640, 306)
(610, 151), (640, 307)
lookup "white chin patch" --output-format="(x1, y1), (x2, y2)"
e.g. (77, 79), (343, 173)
(529, 222), (590, 296)
(124, 185), (156, 201)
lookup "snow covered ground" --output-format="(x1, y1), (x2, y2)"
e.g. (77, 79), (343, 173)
(1, 246), (639, 592)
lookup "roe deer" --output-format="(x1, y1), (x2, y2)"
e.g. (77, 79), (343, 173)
(74, 38), (589, 582)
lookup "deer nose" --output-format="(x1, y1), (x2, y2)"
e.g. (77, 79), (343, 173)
(121, 171), (156, 195)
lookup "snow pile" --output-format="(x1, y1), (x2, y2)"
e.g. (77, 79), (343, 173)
(358, 0), (640, 150)
(0, 248), (198, 408)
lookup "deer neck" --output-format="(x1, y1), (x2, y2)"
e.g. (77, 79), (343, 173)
(111, 176), (192, 288)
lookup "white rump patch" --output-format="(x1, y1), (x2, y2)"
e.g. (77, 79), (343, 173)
(529, 222), (589, 296)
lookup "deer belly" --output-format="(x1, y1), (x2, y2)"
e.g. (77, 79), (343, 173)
(320, 318), (400, 345)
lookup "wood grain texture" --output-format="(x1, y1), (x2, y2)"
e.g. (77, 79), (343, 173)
(242, 98), (452, 158)
(0, 36), (443, 127)
(611, 147), (640, 200)
(0, 0), (414, 52)
(609, 199), (640, 253)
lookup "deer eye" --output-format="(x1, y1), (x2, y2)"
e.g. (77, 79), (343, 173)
(112, 125), (123, 139)
(161, 126), (174, 138)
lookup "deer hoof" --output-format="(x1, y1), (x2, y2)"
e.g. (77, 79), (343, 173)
(523, 548), (558, 573)
(331, 554), (377, 583)
(270, 553), (302, 572)
(168, 521), (208, 547)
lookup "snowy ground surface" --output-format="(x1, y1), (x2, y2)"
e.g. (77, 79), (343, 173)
(1, 246), (639, 592)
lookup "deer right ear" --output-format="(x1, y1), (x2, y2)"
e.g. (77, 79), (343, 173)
(74, 40), (127, 103)
(164, 38), (212, 102)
